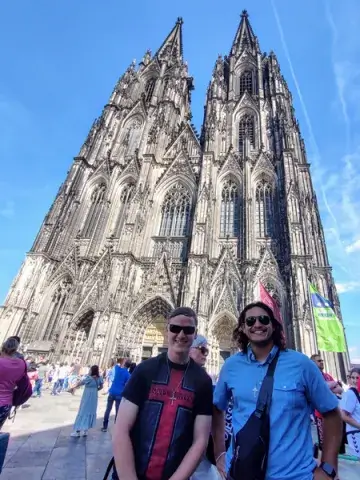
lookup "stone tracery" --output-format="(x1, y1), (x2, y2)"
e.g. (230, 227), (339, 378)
(0, 13), (348, 379)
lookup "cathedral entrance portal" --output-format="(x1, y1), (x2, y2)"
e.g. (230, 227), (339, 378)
(142, 314), (168, 361)
(124, 297), (172, 363)
(209, 314), (236, 376)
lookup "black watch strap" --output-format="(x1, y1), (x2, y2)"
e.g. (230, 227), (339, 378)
(320, 462), (336, 478)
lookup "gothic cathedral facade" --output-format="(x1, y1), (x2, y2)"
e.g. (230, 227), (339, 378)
(0, 12), (349, 377)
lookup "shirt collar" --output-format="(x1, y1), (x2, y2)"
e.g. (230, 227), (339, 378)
(247, 344), (279, 365)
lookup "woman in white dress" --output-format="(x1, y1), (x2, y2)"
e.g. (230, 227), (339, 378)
(340, 368), (360, 458)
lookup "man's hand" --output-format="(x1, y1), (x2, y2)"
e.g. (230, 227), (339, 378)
(216, 455), (226, 479)
(313, 466), (336, 480)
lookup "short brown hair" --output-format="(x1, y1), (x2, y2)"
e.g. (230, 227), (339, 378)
(168, 307), (197, 326)
(2, 337), (20, 356)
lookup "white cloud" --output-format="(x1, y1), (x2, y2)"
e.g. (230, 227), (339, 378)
(346, 239), (360, 254)
(335, 282), (360, 294)
(318, 1), (360, 294)
(0, 200), (15, 218)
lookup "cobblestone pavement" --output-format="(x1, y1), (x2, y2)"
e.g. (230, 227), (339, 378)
(1, 388), (360, 479)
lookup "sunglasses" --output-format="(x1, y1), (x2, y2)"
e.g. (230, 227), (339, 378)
(169, 324), (196, 335)
(196, 346), (209, 356)
(245, 315), (271, 327)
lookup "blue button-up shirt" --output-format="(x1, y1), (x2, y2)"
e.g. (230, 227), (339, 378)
(213, 346), (339, 480)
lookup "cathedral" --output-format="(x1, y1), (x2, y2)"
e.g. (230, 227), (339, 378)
(0, 11), (349, 377)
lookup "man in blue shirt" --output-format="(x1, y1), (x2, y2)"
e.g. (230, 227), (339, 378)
(212, 301), (342, 480)
(102, 358), (130, 432)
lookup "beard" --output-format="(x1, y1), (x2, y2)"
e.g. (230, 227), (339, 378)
(250, 336), (273, 348)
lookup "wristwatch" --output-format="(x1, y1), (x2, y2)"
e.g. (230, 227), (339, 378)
(319, 462), (337, 478)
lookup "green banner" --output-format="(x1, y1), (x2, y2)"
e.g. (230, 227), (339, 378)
(309, 283), (346, 353)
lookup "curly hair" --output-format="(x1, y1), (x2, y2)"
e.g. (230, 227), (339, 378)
(233, 301), (286, 353)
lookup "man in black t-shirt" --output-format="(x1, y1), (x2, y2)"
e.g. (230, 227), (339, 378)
(112, 307), (213, 480)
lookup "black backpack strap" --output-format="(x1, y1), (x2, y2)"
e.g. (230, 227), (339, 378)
(255, 350), (280, 418)
(103, 457), (114, 480)
(349, 387), (360, 403)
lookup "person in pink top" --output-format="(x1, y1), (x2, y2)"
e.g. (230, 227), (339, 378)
(0, 337), (25, 429)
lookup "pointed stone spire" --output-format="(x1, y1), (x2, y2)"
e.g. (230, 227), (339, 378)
(155, 17), (184, 62)
(230, 10), (257, 56)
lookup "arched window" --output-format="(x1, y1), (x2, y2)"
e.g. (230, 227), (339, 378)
(114, 183), (135, 237)
(220, 180), (240, 237)
(255, 181), (274, 237)
(145, 79), (156, 103)
(83, 183), (107, 237)
(159, 184), (191, 236)
(239, 71), (253, 96)
(239, 114), (255, 149)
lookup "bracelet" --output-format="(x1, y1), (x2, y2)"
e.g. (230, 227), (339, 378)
(216, 452), (226, 463)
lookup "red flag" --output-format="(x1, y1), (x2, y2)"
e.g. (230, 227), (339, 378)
(259, 282), (283, 325)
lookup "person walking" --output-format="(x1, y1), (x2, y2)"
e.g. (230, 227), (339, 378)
(340, 368), (360, 458)
(112, 307), (213, 480)
(212, 301), (343, 480)
(70, 365), (103, 437)
(50, 364), (60, 395)
(0, 338), (25, 429)
(101, 358), (130, 432)
(33, 361), (48, 398)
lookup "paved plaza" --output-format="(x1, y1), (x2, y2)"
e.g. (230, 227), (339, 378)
(1, 389), (360, 479)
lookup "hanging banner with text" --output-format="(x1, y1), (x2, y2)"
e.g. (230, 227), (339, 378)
(309, 283), (346, 353)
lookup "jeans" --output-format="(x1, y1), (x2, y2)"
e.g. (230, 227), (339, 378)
(63, 377), (69, 390)
(0, 433), (10, 474)
(52, 379), (64, 395)
(33, 378), (43, 397)
(103, 394), (122, 429)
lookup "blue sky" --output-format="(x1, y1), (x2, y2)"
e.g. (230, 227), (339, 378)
(0, 0), (359, 361)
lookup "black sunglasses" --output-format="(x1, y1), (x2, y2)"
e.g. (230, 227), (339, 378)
(196, 346), (209, 356)
(245, 315), (271, 327)
(169, 324), (196, 335)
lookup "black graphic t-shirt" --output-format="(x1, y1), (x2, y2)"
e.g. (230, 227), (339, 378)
(122, 352), (213, 480)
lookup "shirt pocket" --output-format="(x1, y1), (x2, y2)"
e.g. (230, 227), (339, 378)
(273, 382), (301, 411)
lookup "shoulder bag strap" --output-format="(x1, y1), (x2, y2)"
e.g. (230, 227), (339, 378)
(349, 387), (360, 403)
(102, 457), (114, 480)
(255, 350), (280, 418)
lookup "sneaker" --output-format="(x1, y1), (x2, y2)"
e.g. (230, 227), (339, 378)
(70, 431), (80, 437)
(82, 430), (88, 437)
(101, 427), (107, 432)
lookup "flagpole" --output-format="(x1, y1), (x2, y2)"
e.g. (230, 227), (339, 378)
(307, 282), (318, 353)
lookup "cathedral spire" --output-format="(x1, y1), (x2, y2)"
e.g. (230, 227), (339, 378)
(155, 17), (184, 62)
(230, 10), (258, 56)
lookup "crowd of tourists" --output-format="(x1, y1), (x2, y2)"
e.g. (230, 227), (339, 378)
(1, 302), (360, 479)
